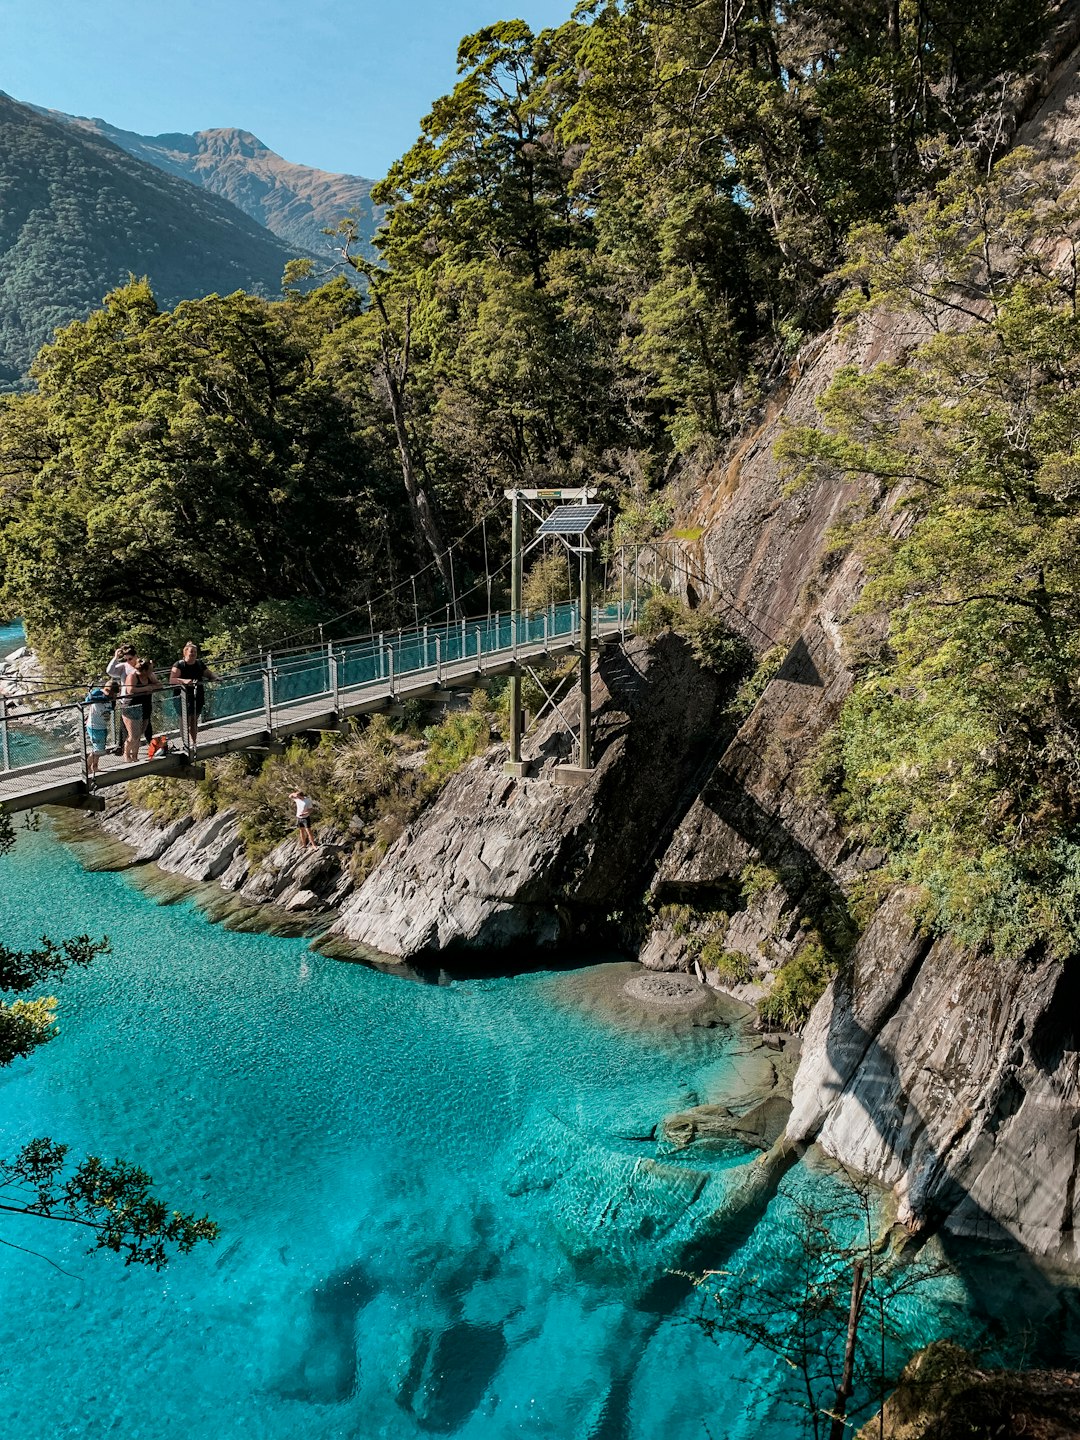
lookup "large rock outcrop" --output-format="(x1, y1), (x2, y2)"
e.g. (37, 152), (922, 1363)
(326, 633), (731, 963)
(92, 794), (354, 922)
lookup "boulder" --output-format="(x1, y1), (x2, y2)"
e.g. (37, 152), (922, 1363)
(328, 633), (734, 963)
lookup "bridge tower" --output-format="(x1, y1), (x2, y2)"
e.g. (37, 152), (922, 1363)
(503, 487), (604, 782)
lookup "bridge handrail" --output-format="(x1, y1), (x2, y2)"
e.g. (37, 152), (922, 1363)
(0, 601), (638, 790)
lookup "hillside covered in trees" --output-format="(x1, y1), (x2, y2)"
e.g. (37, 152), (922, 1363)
(0, 93), (312, 387)
(31, 110), (379, 263)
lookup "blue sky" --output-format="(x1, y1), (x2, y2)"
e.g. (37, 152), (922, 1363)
(1, 0), (577, 179)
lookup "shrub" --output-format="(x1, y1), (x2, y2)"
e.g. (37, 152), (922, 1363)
(699, 937), (755, 986)
(740, 861), (781, 907)
(126, 775), (194, 823)
(757, 935), (836, 1032)
(423, 710), (491, 787)
(637, 593), (687, 638)
(682, 611), (753, 677)
(729, 644), (787, 721)
(523, 549), (573, 611)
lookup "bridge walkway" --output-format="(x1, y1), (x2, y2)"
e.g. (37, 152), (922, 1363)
(0, 604), (629, 814)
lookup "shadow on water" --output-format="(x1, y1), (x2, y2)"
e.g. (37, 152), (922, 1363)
(275, 1260), (378, 1405)
(399, 1321), (509, 1433)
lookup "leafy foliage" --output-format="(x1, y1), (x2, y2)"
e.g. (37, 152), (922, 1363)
(784, 152), (1080, 957)
(0, 278), (407, 667)
(758, 934), (837, 1032)
(0, 931), (108, 1066)
(0, 901), (216, 1266)
(636, 595), (754, 678)
(0, 1138), (218, 1269)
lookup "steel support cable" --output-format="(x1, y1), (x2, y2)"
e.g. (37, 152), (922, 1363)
(224, 499), (505, 661)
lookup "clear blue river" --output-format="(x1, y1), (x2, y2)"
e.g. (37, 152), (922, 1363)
(0, 812), (1075, 1435)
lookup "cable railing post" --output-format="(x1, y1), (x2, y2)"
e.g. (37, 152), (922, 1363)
(620, 546), (626, 638)
(387, 645), (395, 698)
(379, 632), (385, 681)
(460, 616), (466, 659)
(0, 696), (9, 772)
(542, 613), (549, 653)
(78, 701), (89, 787)
(330, 644), (340, 711)
(423, 622), (429, 670)
(179, 685), (191, 755)
(474, 628), (482, 673)
(263, 652), (274, 734)
(435, 635), (442, 683)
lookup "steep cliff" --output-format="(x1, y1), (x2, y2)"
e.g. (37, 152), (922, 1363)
(627, 11), (1080, 1262)
(325, 632), (734, 963)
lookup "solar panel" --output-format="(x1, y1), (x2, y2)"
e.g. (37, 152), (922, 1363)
(537, 503), (605, 536)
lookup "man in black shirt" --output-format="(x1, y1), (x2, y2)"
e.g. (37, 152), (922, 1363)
(170, 641), (219, 748)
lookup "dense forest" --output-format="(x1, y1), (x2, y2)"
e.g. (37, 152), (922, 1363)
(1, 0), (1073, 966)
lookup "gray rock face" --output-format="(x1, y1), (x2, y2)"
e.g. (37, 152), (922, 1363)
(799, 918), (1080, 1261)
(99, 795), (351, 916)
(328, 633), (730, 962)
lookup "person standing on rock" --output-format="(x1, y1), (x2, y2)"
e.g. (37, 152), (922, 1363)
(170, 641), (218, 748)
(289, 790), (318, 849)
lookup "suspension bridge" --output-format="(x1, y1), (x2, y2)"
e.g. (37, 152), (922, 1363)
(0, 602), (633, 815)
(0, 479), (789, 817)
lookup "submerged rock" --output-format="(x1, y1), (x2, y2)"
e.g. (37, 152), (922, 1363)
(663, 1094), (792, 1153)
(275, 1259), (376, 1405)
(399, 1321), (507, 1433)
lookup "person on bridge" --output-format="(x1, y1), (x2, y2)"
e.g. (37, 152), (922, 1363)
(107, 644), (156, 751)
(83, 686), (111, 783)
(121, 658), (162, 762)
(170, 641), (218, 748)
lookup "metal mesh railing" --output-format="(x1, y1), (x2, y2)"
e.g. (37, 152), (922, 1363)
(0, 602), (637, 793)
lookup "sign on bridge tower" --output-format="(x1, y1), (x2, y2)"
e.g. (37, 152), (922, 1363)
(504, 488), (605, 783)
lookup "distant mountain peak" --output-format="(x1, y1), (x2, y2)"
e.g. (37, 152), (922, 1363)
(27, 103), (379, 258)
(0, 92), (315, 387)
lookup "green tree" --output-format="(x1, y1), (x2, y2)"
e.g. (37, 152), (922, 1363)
(782, 152), (1080, 956)
(0, 279), (404, 664)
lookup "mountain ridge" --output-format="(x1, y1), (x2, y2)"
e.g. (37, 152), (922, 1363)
(25, 103), (379, 262)
(0, 93), (316, 386)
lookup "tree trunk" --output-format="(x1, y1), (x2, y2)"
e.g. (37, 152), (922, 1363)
(378, 337), (458, 614)
(829, 1260), (869, 1440)
(335, 231), (460, 617)
(886, 0), (901, 197)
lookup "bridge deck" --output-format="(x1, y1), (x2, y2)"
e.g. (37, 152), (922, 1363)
(0, 622), (611, 814)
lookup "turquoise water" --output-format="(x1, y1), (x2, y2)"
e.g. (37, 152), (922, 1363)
(0, 822), (1071, 1439)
